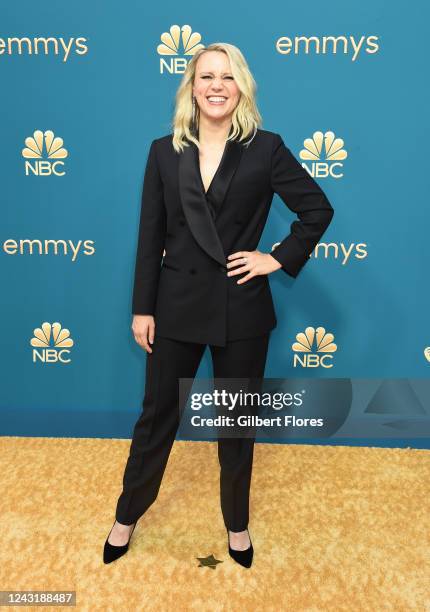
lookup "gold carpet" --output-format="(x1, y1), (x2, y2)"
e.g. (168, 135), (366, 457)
(1, 436), (429, 611)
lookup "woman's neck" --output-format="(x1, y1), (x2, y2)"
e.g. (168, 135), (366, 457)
(198, 116), (232, 145)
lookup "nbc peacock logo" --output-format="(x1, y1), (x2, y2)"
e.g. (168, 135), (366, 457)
(299, 131), (347, 179)
(292, 326), (337, 368)
(30, 321), (74, 364)
(157, 24), (204, 75)
(22, 130), (68, 177)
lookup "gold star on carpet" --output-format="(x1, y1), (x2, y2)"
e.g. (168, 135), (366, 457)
(196, 554), (223, 569)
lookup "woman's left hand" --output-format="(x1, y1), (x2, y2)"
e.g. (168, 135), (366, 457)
(226, 250), (282, 284)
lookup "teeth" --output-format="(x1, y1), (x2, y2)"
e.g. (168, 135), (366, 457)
(207, 96), (226, 102)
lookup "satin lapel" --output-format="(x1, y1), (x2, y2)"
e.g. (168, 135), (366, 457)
(178, 138), (243, 267)
(206, 138), (244, 219)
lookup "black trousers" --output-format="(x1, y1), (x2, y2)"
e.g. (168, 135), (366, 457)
(115, 331), (270, 532)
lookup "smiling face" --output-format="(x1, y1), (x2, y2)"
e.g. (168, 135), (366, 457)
(192, 50), (241, 124)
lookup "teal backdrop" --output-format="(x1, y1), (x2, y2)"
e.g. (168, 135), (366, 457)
(1, 0), (429, 447)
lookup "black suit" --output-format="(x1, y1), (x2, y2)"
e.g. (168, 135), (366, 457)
(115, 128), (334, 531)
(132, 128), (334, 347)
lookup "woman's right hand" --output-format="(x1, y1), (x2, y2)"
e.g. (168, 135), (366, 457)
(132, 314), (155, 353)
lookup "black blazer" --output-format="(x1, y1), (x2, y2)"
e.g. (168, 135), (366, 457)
(132, 128), (334, 347)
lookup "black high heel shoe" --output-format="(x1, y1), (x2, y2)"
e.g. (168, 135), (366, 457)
(103, 520), (137, 564)
(226, 527), (254, 568)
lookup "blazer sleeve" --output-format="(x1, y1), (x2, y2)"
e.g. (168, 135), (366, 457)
(131, 139), (167, 315)
(269, 133), (334, 278)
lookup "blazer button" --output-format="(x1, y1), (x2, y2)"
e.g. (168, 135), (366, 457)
(179, 219), (186, 226)
(189, 267), (197, 274)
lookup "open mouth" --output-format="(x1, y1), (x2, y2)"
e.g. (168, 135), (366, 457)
(206, 96), (228, 105)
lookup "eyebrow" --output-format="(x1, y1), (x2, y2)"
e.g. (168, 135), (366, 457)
(198, 71), (233, 75)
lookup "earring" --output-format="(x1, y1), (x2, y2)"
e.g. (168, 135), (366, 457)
(192, 96), (197, 134)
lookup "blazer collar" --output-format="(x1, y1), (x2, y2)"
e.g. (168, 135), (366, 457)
(178, 129), (244, 267)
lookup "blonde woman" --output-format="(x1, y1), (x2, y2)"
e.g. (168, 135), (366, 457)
(103, 42), (334, 567)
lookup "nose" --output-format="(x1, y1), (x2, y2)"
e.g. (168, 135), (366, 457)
(209, 78), (224, 91)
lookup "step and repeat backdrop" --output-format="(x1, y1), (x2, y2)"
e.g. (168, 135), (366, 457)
(2, 1), (429, 446)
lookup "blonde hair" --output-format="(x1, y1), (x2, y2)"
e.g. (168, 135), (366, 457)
(171, 42), (262, 153)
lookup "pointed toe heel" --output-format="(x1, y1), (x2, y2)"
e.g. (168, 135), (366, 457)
(103, 521), (137, 564)
(226, 527), (254, 568)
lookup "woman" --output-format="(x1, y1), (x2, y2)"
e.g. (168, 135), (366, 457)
(103, 42), (334, 567)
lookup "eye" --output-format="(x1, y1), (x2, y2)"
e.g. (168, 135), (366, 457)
(200, 75), (234, 80)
